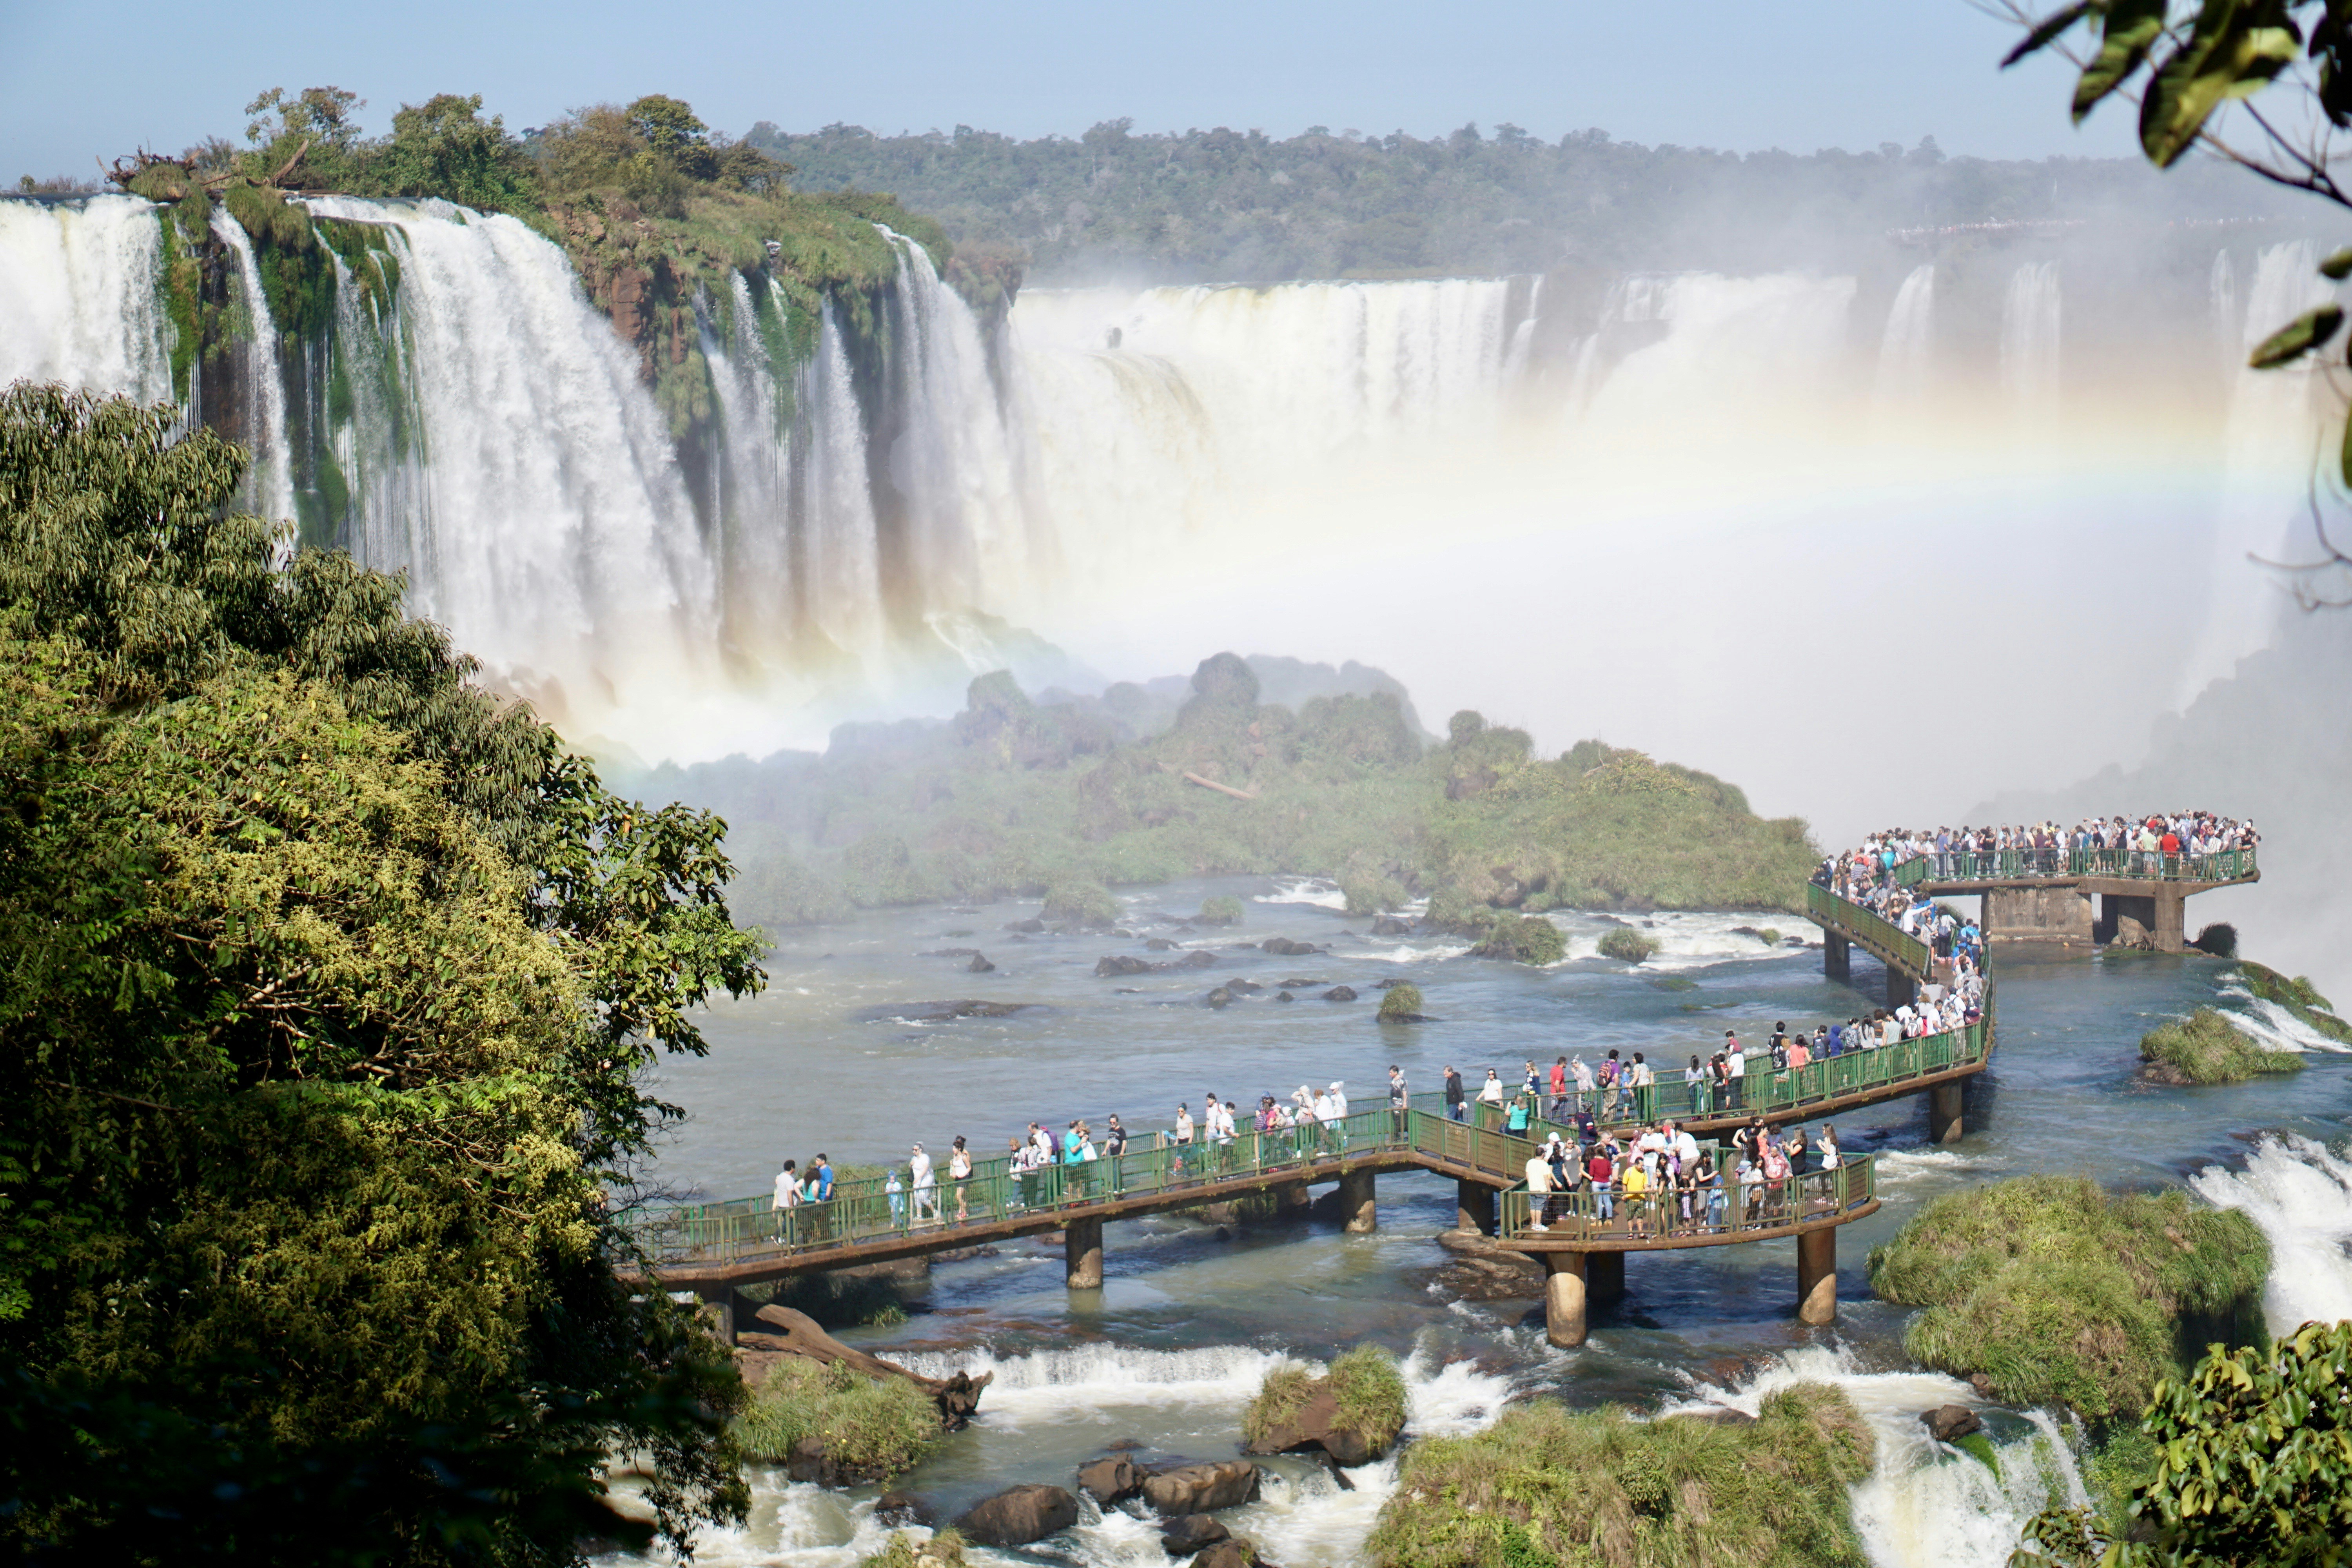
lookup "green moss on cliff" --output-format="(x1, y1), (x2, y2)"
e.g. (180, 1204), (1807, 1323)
(1868, 1176), (2269, 1420)
(2141, 1007), (2306, 1084)
(2232, 962), (2352, 1045)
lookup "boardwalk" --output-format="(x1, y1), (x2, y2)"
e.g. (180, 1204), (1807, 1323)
(642, 878), (1981, 1347)
(1851, 845), (2258, 953)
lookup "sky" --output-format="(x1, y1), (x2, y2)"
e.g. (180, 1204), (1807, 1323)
(2, 0), (2138, 180)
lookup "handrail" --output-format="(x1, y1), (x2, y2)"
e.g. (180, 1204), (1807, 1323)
(1870, 846), (2256, 886)
(1497, 1153), (1878, 1244)
(1808, 882), (1933, 976)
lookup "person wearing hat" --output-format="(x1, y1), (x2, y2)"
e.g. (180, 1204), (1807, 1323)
(908, 1143), (937, 1227)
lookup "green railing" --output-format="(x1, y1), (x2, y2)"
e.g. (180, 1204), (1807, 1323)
(1496, 1153), (1878, 1243)
(1430, 1016), (1984, 1139)
(1807, 882), (1933, 976)
(630, 1105), (1412, 1267)
(1876, 846), (2256, 886)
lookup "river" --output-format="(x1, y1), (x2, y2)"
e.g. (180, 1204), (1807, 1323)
(601, 875), (2352, 1566)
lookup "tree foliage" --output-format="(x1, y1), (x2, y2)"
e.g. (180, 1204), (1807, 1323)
(0, 385), (766, 1563)
(2012, 1321), (2352, 1568)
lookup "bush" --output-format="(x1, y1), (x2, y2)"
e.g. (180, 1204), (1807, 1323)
(2191, 921), (2238, 957)
(1867, 1176), (2269, 1419)
(1378, 983), (1426, 1022)
(1344, 876), (1408, 915)
(1196, 895), (1246, 926)
(1241, 1363), (1317, 1448)
(1329, 1346), (1408, 1456)
(2140, 1007), (2306, 1085)
(731, 1359), (940, 1481)
(1367, 1383), (1874, 1568)
(1597, 927), (1659, 964)
(858, 1527), (968, 1568)
(1469, 913), (1565, 965)
(1041, 878), (1118, 929)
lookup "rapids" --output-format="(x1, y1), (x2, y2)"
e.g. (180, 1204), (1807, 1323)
(597, 879), (2352, 1566)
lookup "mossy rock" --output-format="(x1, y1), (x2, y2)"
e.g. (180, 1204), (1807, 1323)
(1598, 927), (1660, 964)
(2140, 1007), (2305, 1085)
(1196, 895), (1246, 926)
(1042, 878), (1119, 929)
(1377, 982), (1425, 1022)
(1468, 912), (1565, 965)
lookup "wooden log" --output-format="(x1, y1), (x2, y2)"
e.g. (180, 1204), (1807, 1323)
(1182, 771), (1257, 801)
(744, 1303), (992, 1428)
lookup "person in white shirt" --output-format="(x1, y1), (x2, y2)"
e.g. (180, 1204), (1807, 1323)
(1725, 1043), (1746, 1109)
(1523, 1151), (1552, 1231)
(1477, 1070), (1506, 1107)
(908, 1143), (938, 1225)
(1328, 1081), (1348, 1120)
(1571, 1055), (1595, 1113)
(774, 1159), (802, 1240)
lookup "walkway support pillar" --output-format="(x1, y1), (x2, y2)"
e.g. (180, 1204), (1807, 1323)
(1823, 931), (1850, 980)
(1886, 968), (1916, 1010)
(1457, 1180), (1495, 1236)
(1929, 1081), (1964, 1145)
(1797, 1228), (1837, 1326)
(693, 1286), (736, 1346)
(2154, 886), (2187, 954)
(1544, 1252), (1590, 1348)
(1588, 1250), (1624, 1304)
(1065, 1216), (1104, 1290)
(1339, 1169), (1377, 1234)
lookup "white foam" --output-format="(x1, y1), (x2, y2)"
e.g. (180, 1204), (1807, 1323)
(1669, 1345), (2087, 1568)
(892, 1342), (1296, 1426)
(593, 1472), (906, 1567)
(1563, 909), (1810, 971)
(1254, 876), (1348, 910)
(1873, 1149), (2010, 1183)
(2207, 987), (2352, 1055)
(2189, 1134), (2352, 1336)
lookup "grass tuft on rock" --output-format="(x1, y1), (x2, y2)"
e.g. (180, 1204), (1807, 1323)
(857, 1527), (968, 1568)
(1367, 1383), (1875, 1568)
(1867, 1176), (2269, 1420)
(1042, 877), (1118, 929)
(1196, 894), (1247, 926)
(1597, 927), (1659, 964)
(1378, 983), (1426, 1022)
(2140, 1007), (2305, 1085)
(1329, 1346), (1409, 1455)
(732, 1358), (941, 1481)
(1241, 1362), (1319, 1448)
(1469, 912), (1565, 965)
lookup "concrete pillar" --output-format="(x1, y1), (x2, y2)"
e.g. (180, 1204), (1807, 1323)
(1886, 967), (1916, 1010)
(1823, 931), (1850, 980)
(1276, 1180), (1312, 1214)
(1928, 1080), (1964, 1145)
(1065, 1216), (1103, 1290)
(1985, 884), (2094, 945)
(1797, 1228), (1838, 1326)
(1456, 1180), (1495, 1236)
(1339, 1169), (1377, 1234)
(2154, 886), (2186, 954)
(695, 1287), (735, 1345)
(1544, 1252), (1589, 1348)
(1588, 1250), (1624, 1305)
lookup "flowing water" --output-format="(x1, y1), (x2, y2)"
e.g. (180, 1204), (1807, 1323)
(601, 880), (2352, 1566)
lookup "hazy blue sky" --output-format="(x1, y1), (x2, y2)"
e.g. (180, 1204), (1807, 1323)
(4, 0), (2135, 180)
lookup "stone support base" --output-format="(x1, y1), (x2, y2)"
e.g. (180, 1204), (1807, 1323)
(1065, 1216), (1104, 1290)
(1544, 1252), (1588, 1348)
(1797, 1228), (1837, 1326)
(1339, 1169), (1377, 1234)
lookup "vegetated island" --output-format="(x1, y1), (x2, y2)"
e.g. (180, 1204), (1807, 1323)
(2138, 959), (2344, 1084)
(634, 652), (1818, 942)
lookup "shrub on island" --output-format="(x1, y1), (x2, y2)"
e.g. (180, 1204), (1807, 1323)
(1243, 1347), (1408, 1466)
(1867, 1176), (2269, 1420)
(1598, 927), (1659, 964)
(858, 1528), (969, 1568)
(2140, 1007), (2306, 1085)
(1042, 878), (1119, 929)
(1366, 1383), (1874, 1568)
(1196, 895), (1247, 926)
(1468, 912), (1566, 965)
(1378, 983), (1427, 1022)
(733, 1359), (942, 1483)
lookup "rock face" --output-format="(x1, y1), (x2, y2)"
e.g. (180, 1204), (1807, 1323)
(1922, 1404), (1984, 1443)
(2112, 916), (2155, 951)
(955, 1483), (1079, 1547)
(1142, 1460), (1262, 1514)
(1160, 1514), (1232, 1557)
(742, 1305), (990, 1429)
(1006, 917), (1046, 933)
(1193, 1540), (1261, 1568)
(1243, 1385), (1392, 1466)
(1075, 1455), (1143, 1504)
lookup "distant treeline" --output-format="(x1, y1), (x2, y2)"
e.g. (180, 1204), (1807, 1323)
(747, 119), (2282, 284)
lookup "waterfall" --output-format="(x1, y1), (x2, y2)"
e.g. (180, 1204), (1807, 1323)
(1875, 264), (1936, 409)
(803, 296), (886, 662)
(1998, 261), (2061, 411)
(0, 195), (172, 402)
(2189, 1134), (2352, 1336)
(207, 210), (296, 525)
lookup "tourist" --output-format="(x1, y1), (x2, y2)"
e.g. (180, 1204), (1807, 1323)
(1523, 1059), (1543, 1098)
(1477, 1068), (1507, 1113)
(1700, 1156), (1726, 1232)
(1572, 1054), (1596, 1115)
(1388, 1065), (1410, 1137)
(1630, 1053), (1655, 1122)
(1444, 1064), (1466, 1122)
(1548, 1054), (1570, 1121)
(1173, 1102), (1194, 1176)
(1599, 1051), (1624, 1119)
(949, 1135), (972, 1221)
(1588, 1142), (1617, 1224)
(1524, 1145), (1553, 1231)
(1506, 1091), (1532, 1136)
(908, 1145), (937, 1226)
(807, 1153), (835, 1241)
(1788, 1125), (1811, 1178)
(1686, 1053), (1708, 1116)
(774, 1158), (802, 1241)
(1622, 1155), (1651, 1238)
(1725, 1033), (1745, 1109)
(886, 1165), (906, 1229)
(1102, 1117), (1126, 1195)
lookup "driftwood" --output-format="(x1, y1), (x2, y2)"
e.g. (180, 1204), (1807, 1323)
(104, 138), (311, 198)
(1182, 771), (1257, 801)
(741, 1303), (990, 1429)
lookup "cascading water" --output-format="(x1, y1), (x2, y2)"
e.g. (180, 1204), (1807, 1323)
(207, 210), (296, 524)
(1875, 264), (1936, 411)
(0, 195), (171, 401)
(2189, 1134), (2352, 1335)
(1998, 260), (2061, 412)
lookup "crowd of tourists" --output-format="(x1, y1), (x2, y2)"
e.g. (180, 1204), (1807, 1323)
(1517, 1112), (1854, 1238)
(1824, 811), (2257, 888)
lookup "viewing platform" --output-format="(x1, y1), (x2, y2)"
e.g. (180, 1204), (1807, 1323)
(636, 879), (1987, 1350)
(1861, 846), (2258, 953)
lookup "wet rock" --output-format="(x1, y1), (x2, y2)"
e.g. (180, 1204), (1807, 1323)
(1370, 915), (1414, 936)
(1277, 978), (1323, 989)
(2140, 1060), (2198, 1086)
(875, 1491), (932, 1528)
(1142, 1460), (1261, 1515)
(1147, 937), (1181, 951)
(851, 1000), (1038, 1022)
(1226, 978), (1264, 995)
(1103, 1437), (1145, 1452)
(1097, 955), (1157, 977)
(1177, 950), (1219, 969)
(1193, 1539), (1263, 1568)
(1160, 1514), (1231, 1557)
(955, 1483), (1080, 1547)
(1275, 991), (1294, 1002)
(1005, 917), (1046, 933)
(1260, 936), (1322, 957)
(1226, 940), (1260, 950)
(2112, 916), (2156, 951)
(967, 953), (995, 973)
(1323, 985), (1357, 1002)
(1243, 1384), (1393, 1466)
(922, 947), (983, 958)
(1076, 1455), (1143, 1504)
(1206, 987), (1234, 1009)
(1969, 1372), (1994, 1397)
(1373, 977), (1412, 990)
(1113, 927), (1135, 938)
(1922, 1405), (1983, 1443)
